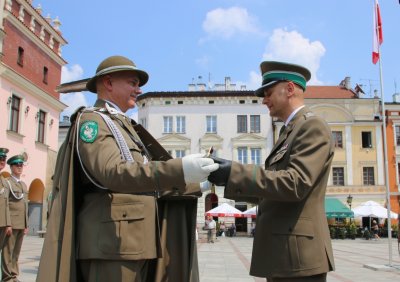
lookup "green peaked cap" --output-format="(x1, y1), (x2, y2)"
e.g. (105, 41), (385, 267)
(255, 61), (311, 97)
(7, 154), (25, 165)
(0, 148), (9, 158)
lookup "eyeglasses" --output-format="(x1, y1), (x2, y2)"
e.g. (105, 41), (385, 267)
(14, 163), (24, 167)
(0, 157), (6, 161)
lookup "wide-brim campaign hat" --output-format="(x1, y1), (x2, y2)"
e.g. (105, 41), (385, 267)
(86, 55), (149, 93)
(7, 154), (25, 165)
(0, 148), (9, 158)
(255, 61), (311, 97)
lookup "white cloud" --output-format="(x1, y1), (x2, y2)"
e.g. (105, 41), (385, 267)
(60, 92), (88, 118)
(202, 7), (261, 40)
(61, 64), (84, 83)
(262, 28), (326, 85)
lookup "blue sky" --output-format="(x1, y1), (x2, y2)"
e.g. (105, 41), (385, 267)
(33, 0), (400, 118)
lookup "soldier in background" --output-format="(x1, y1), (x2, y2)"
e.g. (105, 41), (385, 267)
(1, 155), (28, 282)
(0, 148), (12, 250)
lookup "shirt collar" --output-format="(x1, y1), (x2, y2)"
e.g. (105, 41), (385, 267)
(11, 175), (20, 182)
(104, 100), (123, 113)
(285, 105), (305, 126)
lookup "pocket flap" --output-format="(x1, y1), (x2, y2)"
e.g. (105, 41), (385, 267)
(104, 203), (144, 222)
(272, 218), (315, 237)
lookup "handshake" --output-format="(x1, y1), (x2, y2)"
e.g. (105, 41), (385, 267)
(182, 153), (232, 189)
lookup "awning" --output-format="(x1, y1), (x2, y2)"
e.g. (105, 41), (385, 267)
(325, 198), (354, 219)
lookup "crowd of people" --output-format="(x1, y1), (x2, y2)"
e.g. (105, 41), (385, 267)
(0, 148), (29, 282)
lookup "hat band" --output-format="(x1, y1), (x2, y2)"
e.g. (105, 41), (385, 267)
(262, 71), (307, 90)
(96, 65), (141, 77)
(9, 160), (23, 165)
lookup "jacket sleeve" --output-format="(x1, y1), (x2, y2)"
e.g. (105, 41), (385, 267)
(76, 112), (187, 194)
(224, 117), (334, 202)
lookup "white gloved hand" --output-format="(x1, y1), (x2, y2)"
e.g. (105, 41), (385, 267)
(182, 154), (219, 184)
(200, 180), (212, 192)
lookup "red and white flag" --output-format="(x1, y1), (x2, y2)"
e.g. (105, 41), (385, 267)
(372, 0), (383, 64)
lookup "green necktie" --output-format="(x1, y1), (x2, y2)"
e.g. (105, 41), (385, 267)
(279, 125), (286, 137)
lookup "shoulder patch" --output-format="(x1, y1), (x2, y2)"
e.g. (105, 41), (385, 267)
(80, 120), (98, 143)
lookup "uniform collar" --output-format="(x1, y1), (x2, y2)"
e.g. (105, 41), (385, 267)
(284, 105), (305, 126)
(11, 175), (20, 182)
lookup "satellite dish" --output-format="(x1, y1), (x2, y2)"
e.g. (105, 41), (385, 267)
(22, 152), (28, 162)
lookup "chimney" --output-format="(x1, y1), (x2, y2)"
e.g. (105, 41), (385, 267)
(373, 89), (379, 98)
(63, 116), (70, 122)
(393, 93), (400, 103)
(344, 77), (351, 89)
(188, 83), (196, 91)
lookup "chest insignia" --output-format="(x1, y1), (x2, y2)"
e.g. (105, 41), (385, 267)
(80, 120), (99, 143)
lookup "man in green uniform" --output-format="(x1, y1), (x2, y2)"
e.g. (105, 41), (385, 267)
(1, 155), (28, 282)
(208, 61), (335, 281)
(0, 148), (12, 251)
(37, 55), (218, 282)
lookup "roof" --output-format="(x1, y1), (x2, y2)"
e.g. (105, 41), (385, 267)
(137, 86), (361, 101)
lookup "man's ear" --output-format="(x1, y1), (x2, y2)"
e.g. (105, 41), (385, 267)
(100, 75), (113, 91)
(286, 81), (296, 97)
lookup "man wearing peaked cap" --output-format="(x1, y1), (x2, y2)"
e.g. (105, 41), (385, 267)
(208, 60), (335, 281)
(37, 55), (218, 282)
(2, 154), (28, 282)
(0, 148), (12, 261)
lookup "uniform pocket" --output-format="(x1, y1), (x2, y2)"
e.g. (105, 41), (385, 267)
(98, 202), (145, 255)
(271, 218), (321, 271)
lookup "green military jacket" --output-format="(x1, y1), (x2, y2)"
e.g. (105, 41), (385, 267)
(225, 107), (335, 278)
(37, 100), (200, 282)
(0, 176), (11, 228)
(5, 176), (28, 229)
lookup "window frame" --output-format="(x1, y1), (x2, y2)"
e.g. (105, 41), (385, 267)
(176, 116), (186, 133)
(163, 116), (173, 133)
(237, 115), (247, 133)
(332, 167), (345, 186)
(9, 95), (21, 132)
(332, 131), (343, 148)
(250, 115), (260, 133)
(37, 110), (46, 143)
(363, 167), (375, 185)
(206, 115), (217, 133)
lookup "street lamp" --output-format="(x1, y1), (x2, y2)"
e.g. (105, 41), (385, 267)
(346, 194), (353, 209)
(347, 194), (353, 223)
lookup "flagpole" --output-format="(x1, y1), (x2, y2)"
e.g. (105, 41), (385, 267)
(377, 31), (393, 268)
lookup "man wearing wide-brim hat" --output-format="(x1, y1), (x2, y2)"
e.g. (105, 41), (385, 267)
(2, 154), (28, 282)
(0, 148), (12, 254)
(208, 61), (335, 281)
(37, 55), (218, 282)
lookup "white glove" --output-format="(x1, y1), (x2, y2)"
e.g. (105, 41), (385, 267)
(200, 180), (212, 192)
(182, 154), (219, 184)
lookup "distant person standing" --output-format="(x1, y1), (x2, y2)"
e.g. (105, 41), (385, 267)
(0, 148), (12, 250)
(1, 155), (28, 282)
(372, 220), (380, 240)
(205, 215), (216, 243)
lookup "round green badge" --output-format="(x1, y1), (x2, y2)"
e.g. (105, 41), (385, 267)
(79, 121), (98, 143)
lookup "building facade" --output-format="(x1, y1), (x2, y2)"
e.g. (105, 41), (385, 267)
(383, 96), (400, 214)
(0, 0), (67, 233)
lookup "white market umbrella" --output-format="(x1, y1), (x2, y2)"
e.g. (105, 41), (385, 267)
(352, 201), (398, 219)
(205, 203), (243, 218)
(242, 206), (257, 218)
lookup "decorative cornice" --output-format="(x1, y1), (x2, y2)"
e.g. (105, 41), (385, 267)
(16, 0), (67, 44)
(0, 62), (67, 111)
(4, 10), (66, 65)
